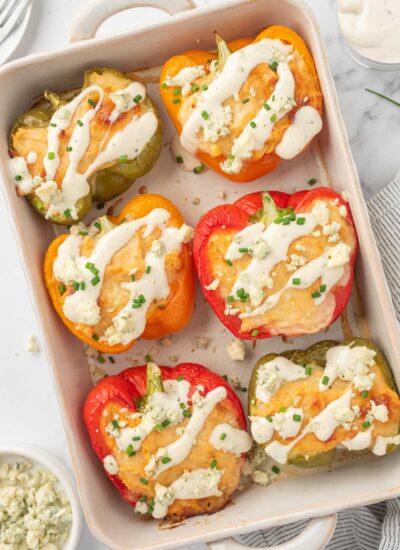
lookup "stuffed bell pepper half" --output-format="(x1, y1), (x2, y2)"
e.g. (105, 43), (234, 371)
(160, 26), (323, 182)
(193, 188), (357, 338)
(44, 194), (195, 353)
(84, 361), (252, 519)
(248, 338), (400, 468)
(9, 68), (162, 224)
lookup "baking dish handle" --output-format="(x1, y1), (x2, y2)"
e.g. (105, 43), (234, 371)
(69, 0), (195, 42)
(207, 514), (337, 550)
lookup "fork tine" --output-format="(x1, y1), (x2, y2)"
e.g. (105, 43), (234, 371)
(0, 0), (19, 26)
(0, 0), (30, 46)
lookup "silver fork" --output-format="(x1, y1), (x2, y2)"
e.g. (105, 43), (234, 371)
(0, 0), (31, 47)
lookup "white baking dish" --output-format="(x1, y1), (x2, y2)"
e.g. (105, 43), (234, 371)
(1, 1), (400, 549)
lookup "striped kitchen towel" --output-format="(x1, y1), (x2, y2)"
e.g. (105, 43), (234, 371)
(236, 173), (400, 550)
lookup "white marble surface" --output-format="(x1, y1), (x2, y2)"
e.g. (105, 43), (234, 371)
(1, 1), (399, 549)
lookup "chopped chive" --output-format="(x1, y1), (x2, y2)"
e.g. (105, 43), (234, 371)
(72, 281), (79, 291)
(66, 146), (73, 152)
(161, 456), (172, 464)
(361, 390), (369, 398)
(308, 178), (317, 186)
(172, 87), (181, 96)
(92, 333), (99, 341)
(290, 212), (296, 221)
(322, 375), (330, 386)
(145, 266), (151, 274)
(264, 103), (271, 111)
(50, 122), (57, 127)
(270, 113), (277, 123)
(140, 478), (149, 485)
(176, 376), (185, 381)
(269, 61), (278, 71)
(15, 175), (22, 181)
(85, 262), (94, 270)
(305, 366), (312, 375)
(112, 420), (119, 429)
(94, 221), (101, 230)
(132, 436), (141, 441)
(220, 432), (227, 441)
(126, 445), (135, 457)
(88, 98), (96, 107)
(161, 82), (167, 89)
(201, 110), (209, 120)
(311, 290), (321, 299)
(79, 230), (88, 236)
(239, 247), (249, 253)
(161, 420), (171, 428)
(210, 459), (217, 469)
(251, 330), (259, 337)
(48, 152), (55, 160)
(293, 414), (302, 422)
(91, 275), (100, 286)
(274, 217), (282, 224)
(362, 421), (371, 429)
(91, 267), (99, 275)
(320, 284), (327, 293)
(58, 283), (66, 295)
(271, 465), (280, 474)
(282, 218), (291, 225)
(175, 156), (184, 164)
(119, 154), (128, 162)
(226, 259), (233, 266)
(130, 274), (135, 282)
(183, 410), (192, 418)
(145, 354), (152, 363)
(63, 209), (71, 218)
(77, 120), (83, 127)
(266, 415), (273, 423)
(250, 121), (257, 128)
(201, 85), (208, 91)
(133, 94), (143, 103)
(180, 403), (186, 410)
(279, 406), (287, 413)
(193, 164), (204, 174)
(296, 217), (306, 225)
(236, 288), (245, 297)
(242, 98), (250, 104)
(98, 355), (105, 364)
(109, 356), (115, 364)
(172, 98), (181, 104)
(227, 295), (234, 303)
(191, 84), (200, 92)
(139, 495), (147, 502)
(228, 154), (235, 160)
(139, 294), (146, 303)
(292, 278), (301, 285)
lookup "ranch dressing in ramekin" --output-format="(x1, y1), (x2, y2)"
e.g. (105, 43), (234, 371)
(338, 0), (400, 69)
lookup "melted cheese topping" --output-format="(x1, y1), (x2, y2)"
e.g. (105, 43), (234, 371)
(10, 76), (157, 218)
(53, 208), (192, 345)
(163, 38), (322, 172)
(250, 344), (400, 464)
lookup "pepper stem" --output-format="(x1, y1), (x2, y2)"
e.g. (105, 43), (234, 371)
(249, 192), (280, 226)
(214, 31), (231, 69)
(146, 361), (164, 397)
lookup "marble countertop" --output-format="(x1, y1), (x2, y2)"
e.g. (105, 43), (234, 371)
(1, 1), (399, 549)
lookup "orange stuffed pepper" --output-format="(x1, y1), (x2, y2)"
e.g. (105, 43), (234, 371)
(160, 26), (323, 182)
(44, 194), (195, 354)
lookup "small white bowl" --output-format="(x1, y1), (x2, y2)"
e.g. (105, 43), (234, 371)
(0, 445), (83, 550)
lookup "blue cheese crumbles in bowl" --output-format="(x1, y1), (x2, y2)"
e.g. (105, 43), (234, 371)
(0, 446), (82, 550)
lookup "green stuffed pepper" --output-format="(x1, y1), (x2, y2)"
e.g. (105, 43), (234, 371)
(8, 67), (162, 225)
(248, 337), (400, 469)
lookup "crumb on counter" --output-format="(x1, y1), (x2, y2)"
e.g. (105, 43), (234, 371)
(138, 185), (148, 194)
(192, 197), (200, 206)
(193, 337), (211, 350)
(226, 339), (246, 361)
(26, 335), (39, 353)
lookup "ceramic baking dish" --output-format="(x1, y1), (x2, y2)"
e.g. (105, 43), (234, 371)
(1, 0), (400, 549)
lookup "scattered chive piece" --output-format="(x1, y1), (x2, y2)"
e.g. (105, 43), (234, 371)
(242, 98), (250, 104)
(145, 266), (151, 274)
(119, 154), (128, 162)
(126, 445), (135, 457)
(48, 152), (55, 160)
(172, 98), (181, 104)
(161, 420), (171, 428)
(271, 465), (280, 474)
(250, 121), (257, 128)
(226, 259), (233, 266)
(264, 102), (271, 111)
(64, 209), (71, 218)
(239, 247), (249, 253)
(130, 274), (135, 282)
(362, 421), (371, 429)
(15, 175), (22, 181)
(96, 202), (104, 209)
(191, 84), (200, 92)
(161, 456), (172, 464)
(274, 217), (282, 224)
(77, 120), (83, 127)
(296, 217), (306, 225)
(58, 283), (66, 295)
(251, 330), (259, 337)
(79, 230), (88, 236)
(172, 87), (181, 96)
(94, 221), (101, 230)
(210, 459), (217, 469)
(266, 415), (273, 423)
(140, 478), (148, 485)
(193, 165), (204, 174)
(132, 436), (141, 441)
(305, 366), (312, 375)
(131, 302), (141, 309)
(279, 406), (287, 413)
(282, 218), (291, 225)
(139, 495), (147, 502)
(180, 403), (186, 410)
(85, 262), (94, 270)
(365, 88), (400, 108)
(91, 275), (100, 286)
(80, 281), (86, 291)
(66, 146), (73, 152)
(201, 110), (209, 120)
(183, 410), (192, 418)
(220, 432), (227, 441)
(308, 178), (317, 186)
(290, 212), (296, 221)
(161, 82), (167, 89)
(227, 295), (234, 303)
(202, 85), (208, 91)
(311, 290), (321, 299)
(293, 414), (302, 422)
(133, 94), (142, 103)
(176, 376), (185, 381)
(176, 156), (184, 164)
(320, 284), (327, 293)
(112, 420), (119, 429)
(139, 294), (146, 303)
(269, 60), (278, 71)
(322, 375), (330, 386)
(292, 278), (301, 285)
(92, 333), (99, 342)
(98, 355), (105, 364)
(50, 122), (57, 127)
(228, 154), (235, 160)
(145, 354), (152, 363)
(270, 113), (277, 123)
(88, 98), (96, 107)
(109, 356), (115, 364)
(361, 390), (369, 398)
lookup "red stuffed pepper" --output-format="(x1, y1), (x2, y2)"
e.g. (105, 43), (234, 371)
(84, 361), (252, 520)
(193, 188), (357, 339)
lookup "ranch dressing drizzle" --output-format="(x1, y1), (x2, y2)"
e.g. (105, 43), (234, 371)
(164, 65), (206, 88)
(319, 345), (376, 392)
(109, 81), (146, 124)
(53, 208), (184, 344)
(372, 434), (400, 456)
(151, 468), (223, 519)
(265, 388), (353, 464)
(180, 39), (293, 154)
(250, 407), (304, 444)
(255, 356), (308, 404)
(9, 156), (34, 193)
(338, 0), (400, 64)
(209, 423), (253, 455)
(170, 133), (204, 172)
(275, 106), (322, 160)
(144, 387), (228, 478)
(342, 428), (372, 451)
